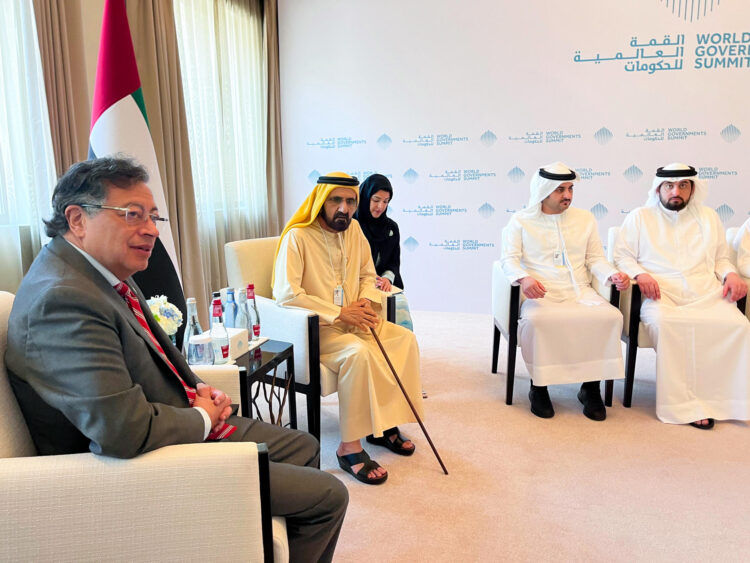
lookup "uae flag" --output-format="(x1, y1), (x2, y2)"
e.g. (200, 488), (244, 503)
(89, 0), (186, 346)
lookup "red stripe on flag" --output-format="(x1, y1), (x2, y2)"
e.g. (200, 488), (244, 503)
(91, 0), (142, 129)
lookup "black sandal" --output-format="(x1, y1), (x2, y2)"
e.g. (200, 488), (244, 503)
(337, 450), (388, 485)
(366, 426), (416, 456)
(689, 418), (715, 430)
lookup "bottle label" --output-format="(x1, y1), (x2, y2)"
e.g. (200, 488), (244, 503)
(253, 324), (260, 337)
(212, 301), (222, 317)
(248, 287), (255, 299)
(221, 344), (229, 358)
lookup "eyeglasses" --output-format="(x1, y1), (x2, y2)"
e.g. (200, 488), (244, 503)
(80, 204), (168, 225)
(326, 196), (358, 207)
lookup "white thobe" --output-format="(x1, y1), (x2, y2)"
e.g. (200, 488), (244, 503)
(733, 217), (750, 278)
(273, 219), (423, 442)
(614, 204), (750, 424)
(501, 207), (624, 386)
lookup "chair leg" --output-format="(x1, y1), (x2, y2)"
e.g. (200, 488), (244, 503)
(306, 390), (320, 442)
(506, 336), (517, 405)
(604, 379), (613, 407)
(492, 325), (500, 373)
(623, 341), (637, 408)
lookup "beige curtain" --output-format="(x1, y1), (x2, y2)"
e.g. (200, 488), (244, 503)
(32, 0), (90, 176)
(263, 0), (284, 235)
(126, 0), (209, 326)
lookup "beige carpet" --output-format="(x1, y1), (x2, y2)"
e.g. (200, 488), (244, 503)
(280, 311), (749, 562)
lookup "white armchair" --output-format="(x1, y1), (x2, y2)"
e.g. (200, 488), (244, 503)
(491, 259), (618, 406)
(224, 236), (396, 442)
(0, 291), (287, 563)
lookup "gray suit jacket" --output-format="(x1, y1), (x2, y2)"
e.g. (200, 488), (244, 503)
(6, 236), (208, 457)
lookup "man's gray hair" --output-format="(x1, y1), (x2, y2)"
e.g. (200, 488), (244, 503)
(44, 157), (149, 237)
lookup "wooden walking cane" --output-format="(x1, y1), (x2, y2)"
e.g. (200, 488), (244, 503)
(369, 327), (449, 475)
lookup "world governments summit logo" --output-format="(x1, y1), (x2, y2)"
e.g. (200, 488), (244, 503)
(623, 165), (644, 183)
(480, 130), (497, 147)
(594, 127), (613, 145)
(715, 204), (734, 223)
(308, 170), (321, 184)
(377, 134), (392, 149)
(590, 203), (608, 220)
(720, 124), (741, 143)
(403, 237), (419, 252)
(478, 203), (495, 219)
(661, 0), (721, 22)
(507, 167), (525, 183)
(403, 169), (419, 184)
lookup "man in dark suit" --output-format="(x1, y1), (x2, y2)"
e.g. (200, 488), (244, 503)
(6, 157), (347, 563)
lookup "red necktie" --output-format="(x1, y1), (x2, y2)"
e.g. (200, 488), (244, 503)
(115, 282), (236, 440)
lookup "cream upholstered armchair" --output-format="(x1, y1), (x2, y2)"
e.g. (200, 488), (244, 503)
(225, 236), (395, 442)
(0, 291), (288, 563)
(608, 226), (748, 408)
(491, 255), (618, 407)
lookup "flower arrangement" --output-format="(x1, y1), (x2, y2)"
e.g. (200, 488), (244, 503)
(146, 295), (183, 338)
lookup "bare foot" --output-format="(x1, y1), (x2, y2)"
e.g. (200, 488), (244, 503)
(337, 440), (387, 479)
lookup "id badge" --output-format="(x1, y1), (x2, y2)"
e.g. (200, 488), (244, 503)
(553, 251), (565, 267)
(333, 285), (344, 306)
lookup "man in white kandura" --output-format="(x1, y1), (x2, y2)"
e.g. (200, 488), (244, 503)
(273, 172), (424, 485)
(501, 162), (629, 420)
(732, 217), (750, 278)
(614, 163), (750, 430)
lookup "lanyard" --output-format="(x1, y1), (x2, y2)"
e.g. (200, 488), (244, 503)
(318, 222), (348, 301)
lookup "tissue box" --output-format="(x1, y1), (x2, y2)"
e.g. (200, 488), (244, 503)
(227, 327), (248, 360)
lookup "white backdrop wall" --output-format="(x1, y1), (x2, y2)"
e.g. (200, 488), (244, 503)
(278, 0), (749, 313)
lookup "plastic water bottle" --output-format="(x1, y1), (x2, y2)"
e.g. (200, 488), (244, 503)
(210, 296), (230, 364)
(247, 283), (261, 341)
(182, 297), (203, 357)
(236, 288), (250, 334)
(224, 287), (237, 329)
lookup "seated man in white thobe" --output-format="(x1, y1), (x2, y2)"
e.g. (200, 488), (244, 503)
(732, 217), (750, 277)
(273, 172), (424, 485)
(501, 162), (629, 420)
(614, 163), (750, 429)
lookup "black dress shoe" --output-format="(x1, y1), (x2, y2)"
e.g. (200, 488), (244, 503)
(529, 384), (554, 418)
(578, 382), (606, 421)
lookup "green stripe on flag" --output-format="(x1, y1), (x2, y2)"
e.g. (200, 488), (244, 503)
(131, 87), (150, 129)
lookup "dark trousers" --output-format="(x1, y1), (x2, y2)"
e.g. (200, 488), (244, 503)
(228, 416), (348, 563)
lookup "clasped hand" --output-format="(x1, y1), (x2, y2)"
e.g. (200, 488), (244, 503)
(195, 383), (233, 433)
(337, 298), (379, 329)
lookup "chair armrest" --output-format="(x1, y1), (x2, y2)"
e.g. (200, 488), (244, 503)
(591, 275), (612, 303)
(492, 260), (514, 336)
(256, 295), (317, 386)
(0, 442), (269, 561)
(191, 364), (243, 414)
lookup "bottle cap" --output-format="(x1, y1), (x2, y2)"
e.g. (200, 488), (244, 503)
(186, 297), (196, 304)
(247, 283), (255, 290)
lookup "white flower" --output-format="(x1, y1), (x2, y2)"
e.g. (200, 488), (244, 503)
(146, 295), (184, 336)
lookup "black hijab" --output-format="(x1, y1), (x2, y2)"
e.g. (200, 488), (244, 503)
(356, 174), (393, 243)
(355, 174), (403, 288)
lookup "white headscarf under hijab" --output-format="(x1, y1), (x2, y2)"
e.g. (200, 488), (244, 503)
(520, 161), (580, 218)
